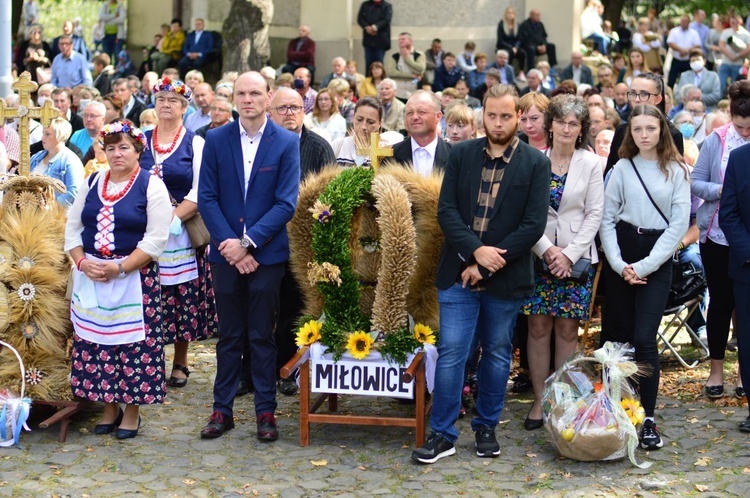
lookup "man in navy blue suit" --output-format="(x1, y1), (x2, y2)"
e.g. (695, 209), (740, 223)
(178, 18), (215, 80)
(198, 71), (300, 441)
(719, 141), (750, 434)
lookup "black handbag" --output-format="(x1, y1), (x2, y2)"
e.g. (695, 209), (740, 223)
(535, 256), (592, 282)
(669, 258), (707, 307)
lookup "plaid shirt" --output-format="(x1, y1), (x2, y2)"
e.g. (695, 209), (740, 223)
(469, 136), (519, 290)
(472, 136), (519, 237)
(301, 87), (318, 114)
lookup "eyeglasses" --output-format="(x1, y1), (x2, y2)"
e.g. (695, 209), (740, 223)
(686, 109), (705, 116)
(552, 119), (581, 130)
(210, 107), (231, 113)
(272, 105), (303, 115)
(627, 91), (659, 101)
(83, 113), (103, 119)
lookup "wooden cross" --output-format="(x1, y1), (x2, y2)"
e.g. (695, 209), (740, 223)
(0, 72), (62, 176)
(356, 132), (393, 172)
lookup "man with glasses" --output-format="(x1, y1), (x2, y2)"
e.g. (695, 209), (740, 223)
(685, 99), (707, 146)
(184, 82), (215, 132)
(268, 87), (334, 396)
(195, 96), (234, 139)
(69, 101), (106, 155)
(51, 35), (92, 88)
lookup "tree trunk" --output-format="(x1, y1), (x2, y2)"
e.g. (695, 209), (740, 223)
(603, 0), (627, 25)
(222, 0), (274, 74)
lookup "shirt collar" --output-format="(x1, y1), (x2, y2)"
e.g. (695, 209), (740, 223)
(484, 135), (519, 163)
(239, 117), (267, 140)
(411, 135), (439, 157)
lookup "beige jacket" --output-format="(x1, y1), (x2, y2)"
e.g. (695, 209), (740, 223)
(532, 148), (604, 265)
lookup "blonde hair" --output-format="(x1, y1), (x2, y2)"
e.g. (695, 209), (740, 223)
(445, 103), (476, 126)
(185, 70), (205, 83)
(139, 108), (158, 126)
(328, 78), (350, 97)
(48, 117), (73, 143)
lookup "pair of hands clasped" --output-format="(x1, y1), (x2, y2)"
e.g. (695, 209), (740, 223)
(219, 238), (259, 275)
(621, 265), (647, 285)
(542, 246), (573, 279)
(79, 260), (122, 282)
(461, 246), (508, 288)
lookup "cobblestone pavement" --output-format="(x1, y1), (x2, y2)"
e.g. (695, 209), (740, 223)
(1, 339), (748, 497)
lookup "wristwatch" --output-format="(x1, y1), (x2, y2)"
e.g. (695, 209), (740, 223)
(239, 235), (254, 250)
(117, 263), (127, 278)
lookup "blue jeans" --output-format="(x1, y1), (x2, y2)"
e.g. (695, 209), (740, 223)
(363, 46), (385, 76)
(586, 33), (611, 55)
(719, 63), (742, 97)
(429, 284), (523, 443)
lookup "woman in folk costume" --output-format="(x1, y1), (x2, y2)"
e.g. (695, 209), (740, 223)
(66, 121), (171, 439)
(139, 77), (218, 388)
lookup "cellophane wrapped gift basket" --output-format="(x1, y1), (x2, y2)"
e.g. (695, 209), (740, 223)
(542, 342), (651, 468)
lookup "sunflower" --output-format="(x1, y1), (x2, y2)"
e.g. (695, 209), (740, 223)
(346, 331), (374, 359)
(296, 319), (323, 346)
(620, 398), (645, 426)
(413, 323), (436, 345)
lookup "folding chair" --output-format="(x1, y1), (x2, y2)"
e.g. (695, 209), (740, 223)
(657, 263), (709, 368)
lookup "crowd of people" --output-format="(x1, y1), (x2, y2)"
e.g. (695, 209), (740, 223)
(2, 0), (749, 465)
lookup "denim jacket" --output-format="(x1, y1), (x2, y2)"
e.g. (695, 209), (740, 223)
(29, 146), (85, 207)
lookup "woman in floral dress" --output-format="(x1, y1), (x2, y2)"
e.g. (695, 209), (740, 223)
(66, 121), (171, 439)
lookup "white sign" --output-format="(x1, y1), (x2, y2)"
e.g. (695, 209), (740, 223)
(310, 358), (414, 399)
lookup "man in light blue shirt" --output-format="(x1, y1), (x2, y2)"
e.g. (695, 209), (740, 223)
(51, 35), (93, 88)
(689, 9), (709, 54)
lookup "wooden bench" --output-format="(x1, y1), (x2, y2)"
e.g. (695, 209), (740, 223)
(281, 347), (432, 447)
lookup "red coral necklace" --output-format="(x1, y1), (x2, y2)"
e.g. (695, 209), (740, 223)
(101, 168), (139, 202)
(152, 125), (183, 154)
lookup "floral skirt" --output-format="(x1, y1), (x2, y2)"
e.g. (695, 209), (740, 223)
(70, 262), (166, 405)
(162, 247), (218, 344)
(521, 264), (597, 320)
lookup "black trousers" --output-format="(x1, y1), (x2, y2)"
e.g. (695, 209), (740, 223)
(701, 239), (735, 360)
(523, 43), (557, 72)
(668, 58), (691, 89)
(604, 260), (671, 416)
(733, 280), (750, 416)
(211, 263), (284, 417)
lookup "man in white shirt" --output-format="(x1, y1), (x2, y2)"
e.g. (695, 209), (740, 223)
(718, 16), (750, 97)
(184, 83), (215, 132)
(389, 90), (451, 176)
(666, 15), (702, 88)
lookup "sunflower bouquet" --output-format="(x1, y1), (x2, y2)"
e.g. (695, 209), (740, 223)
(542, 342), (651, 468)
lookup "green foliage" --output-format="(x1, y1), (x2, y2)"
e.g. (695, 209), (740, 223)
(312, 167), (374, 359)
(36, 0), (117, 47)
(379, 328), (422, 366)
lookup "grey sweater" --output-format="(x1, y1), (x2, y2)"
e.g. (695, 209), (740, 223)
(600, 155), (691, 278)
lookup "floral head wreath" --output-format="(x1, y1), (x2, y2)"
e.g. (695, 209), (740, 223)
(152, 76), (193, 102)
(99, 121), (148, 149)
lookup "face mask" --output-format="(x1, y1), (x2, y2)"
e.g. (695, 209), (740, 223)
(140, 124), (155, 132)
(690, 60), (704, 72)
(692, 116), (703, 127)
(679, 122), (695, 139)
(293, 78), (305, 89)
(37, 96), (48, 106)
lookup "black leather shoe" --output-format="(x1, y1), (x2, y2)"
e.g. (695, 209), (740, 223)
(736, 387), (746, 400)
(236, 379), (254, 397)
(739, 416), (750, 433)
(257, 412), (278, 441)
(524, 416), (543, 431)
(705, 384), (724, 398)
(200, 411), (235, 439)
(512, 373), (532, 394)
(94, 408), (123, 435)
(167, 364), (190, 388)
(278, 377), (298, 396)
(115, 416), (141, 440)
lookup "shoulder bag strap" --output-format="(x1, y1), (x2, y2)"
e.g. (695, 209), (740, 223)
(628, 158), (669, 225)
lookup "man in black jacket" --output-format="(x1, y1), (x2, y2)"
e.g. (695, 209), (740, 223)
(388, 90), (450, 175)
(518, 8), (557, 73)
(411, 84), (549, 464)
(357, 0), (392, 76)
